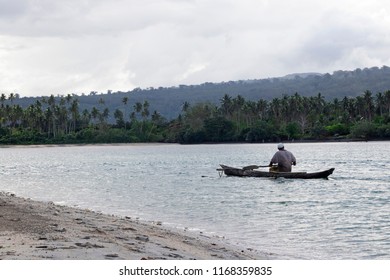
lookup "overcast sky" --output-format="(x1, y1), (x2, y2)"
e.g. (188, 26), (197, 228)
(1, 0), (390, 97)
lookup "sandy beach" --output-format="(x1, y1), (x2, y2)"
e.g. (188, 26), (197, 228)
(0, 191), (270, 260)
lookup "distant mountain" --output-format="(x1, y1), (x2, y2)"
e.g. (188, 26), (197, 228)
(12, 65), (390, 121)
(280, 72), (323, 80)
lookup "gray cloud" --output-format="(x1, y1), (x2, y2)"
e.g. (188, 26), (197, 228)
(1, 0), (390, 96)
(0, 0), (29, 18)
(289, 4), (390, 71)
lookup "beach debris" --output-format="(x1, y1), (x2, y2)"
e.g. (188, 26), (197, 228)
(121, 227), (137, 231)
(75, 242), (104, 249)
(135, 235), (149, 242)
(105, 253), (119, 259)
(165, 253), (184, 259)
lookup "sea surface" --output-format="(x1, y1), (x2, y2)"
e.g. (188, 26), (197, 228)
(1, 142), (389, 259)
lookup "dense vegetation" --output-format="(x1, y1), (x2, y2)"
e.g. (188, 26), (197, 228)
(1, 90), (390, 145)
(11, 66), (390, 120)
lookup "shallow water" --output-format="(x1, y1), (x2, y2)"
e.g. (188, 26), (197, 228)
(1, 142), (389, 259)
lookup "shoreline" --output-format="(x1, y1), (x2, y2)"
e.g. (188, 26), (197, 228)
(1, 138), (389, 149)
(0, 142), (180, 149)
(0, 192), (271, 260)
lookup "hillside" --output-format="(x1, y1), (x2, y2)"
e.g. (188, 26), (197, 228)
(11, 65), (390, 120)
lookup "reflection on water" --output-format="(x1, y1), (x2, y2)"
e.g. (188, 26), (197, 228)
(1, 142), (389, 259)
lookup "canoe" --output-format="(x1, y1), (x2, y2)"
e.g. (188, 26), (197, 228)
(217, 164), (335, 179)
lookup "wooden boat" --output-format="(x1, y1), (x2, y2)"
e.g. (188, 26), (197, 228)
(217, 165), (335, 179)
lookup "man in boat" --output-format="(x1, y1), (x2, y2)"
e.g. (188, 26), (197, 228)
(269, 143), (296, 172)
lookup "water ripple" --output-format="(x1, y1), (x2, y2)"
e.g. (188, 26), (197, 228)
(1, 142), (389, 259)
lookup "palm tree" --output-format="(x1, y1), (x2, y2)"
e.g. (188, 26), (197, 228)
(242, 101), (257, 127)
(47, 95), (57, 137)
(220, 94), (232, 118)
(0, 93), (6, 107)
(8, 93), (15, 105)
(130, 111), (136, 123)
(91, 107), (100, 125)
(375, 92), (385, 117)
(101, 108), (110, 128)
(232, 95), (245, 134)
(134, 102), (142, 116)
(122, 96), (129, 129)
(363, 90), (374, 121)
(81, 109), (91, 128)
(384, 90), (390, 115)
(148, 110), (165, 139)
(0, 93), (6, 128)
(69, 99), (79, 133)
(114, 109), (125, 128)
(32, 101), (44, 133)
(355, 96), (366, 120)
(57, 97), (68, 135)
(270, 98), (281, 121)
(181, 101), (190, 113)
(341, 96), (356, 121)
(256, 99), (268, 121)
(142, 101), (150, 120)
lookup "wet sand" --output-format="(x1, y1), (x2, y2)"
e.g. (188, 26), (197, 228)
(0, 192), (270, 260)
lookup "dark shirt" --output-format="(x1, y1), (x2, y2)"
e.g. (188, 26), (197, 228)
(270, 149), (296, 172)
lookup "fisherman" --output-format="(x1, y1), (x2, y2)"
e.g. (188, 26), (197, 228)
(269, 143), (296, 172)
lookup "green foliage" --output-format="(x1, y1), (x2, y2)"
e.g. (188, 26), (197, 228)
(178, 128), (207, 144)
(285, 122), (302, 140)
(203, 116), (234, 142)
(325, 123), (350, 136)
(350, 121), (378, 139)
(243, 121), (276, 142)
(1, 89), (390, 145)
(377, 123), (390, 137)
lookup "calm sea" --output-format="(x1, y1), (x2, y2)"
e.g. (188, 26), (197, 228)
(1, 142), (389, 259)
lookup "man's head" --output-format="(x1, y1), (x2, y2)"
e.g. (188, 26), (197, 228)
(277, 143), (284, 150)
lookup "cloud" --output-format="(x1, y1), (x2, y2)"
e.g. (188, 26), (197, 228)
(1, 0), (390, 96)
(290, 2), (390, 72)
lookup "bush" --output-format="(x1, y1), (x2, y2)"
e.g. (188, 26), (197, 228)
(325, 123), (350, 136)
(244, 121), (276, 142)
(203, 116), (234, 142)
(350, 121), (377, 139)
(377, 124), (390, 138)
(178, 128), (206, 144)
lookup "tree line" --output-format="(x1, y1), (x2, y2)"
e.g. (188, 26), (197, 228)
(1, 90), (390, 145)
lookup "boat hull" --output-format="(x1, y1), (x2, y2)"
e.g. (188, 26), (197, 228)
(218, 165), (335, 179)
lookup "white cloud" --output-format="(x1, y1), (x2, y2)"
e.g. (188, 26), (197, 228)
(1, 0), (390, 96)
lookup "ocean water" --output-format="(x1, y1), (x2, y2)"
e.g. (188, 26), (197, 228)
(1, 142), (389, 259)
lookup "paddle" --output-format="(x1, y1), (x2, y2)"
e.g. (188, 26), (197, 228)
(242, 164), (270, 170)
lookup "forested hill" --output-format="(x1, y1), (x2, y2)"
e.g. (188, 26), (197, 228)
(12, 65), (390, 120)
